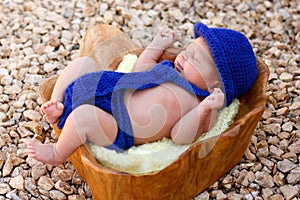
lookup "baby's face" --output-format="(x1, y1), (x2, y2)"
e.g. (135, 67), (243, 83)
(174, 37), (221, 91)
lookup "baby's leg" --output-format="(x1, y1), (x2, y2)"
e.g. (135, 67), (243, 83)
(51, 57), (100, 102)
(42, 57), (100, 124)
(25, 105), (118, 165)
(24, 139), (63, 166)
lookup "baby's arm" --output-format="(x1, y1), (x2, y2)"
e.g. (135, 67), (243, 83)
(171, 89), (225, 144)
(133, 28), (177, 72)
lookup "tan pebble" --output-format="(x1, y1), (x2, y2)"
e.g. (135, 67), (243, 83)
(274, 90), (287, 101)
(279, 185), (299, 200)
(262, 188), (274, 199)
(72, 172), (82, 185)
(269, 194), (284, 200)
(9, 174), (24, 190)
(295, 32), (300, 44)
(38, 176), (54, 190)
(68, 195), (86, 200)
(288, 141), (300, 154)
(273, 172), (285, 186)
(23, 1), (38, 12)
(281, 152), (297, 160)
(277, 159), (297, 173)
(276, 107), (289, 116)
(279, 72), (293, 81)
(168, 8), (184, 21)
(287, 172), (300, 184)
(57, 169), (74, 182)
(295, 80), (300, 88)
(268, 72), (278, 81)
(49, 189), (66, 200)
(244, 148), (256, 161)
(55, 180), (74, 195)
(263, 123), (281, 135)
(0, 152), (5, 168)
(269, 145), (284, 157)
(2, 154), (13, 177)
(262, 109), (273, 119)
(12, 157), (24, 166)
(254, 171), (274, 188)
(289, 101), (300, 110)
(0, 183), (10, 195)
(103, 11), (114, 23)
(31, 164), (47, 180)
(49, 37), (61, 48)
(282, 122), (293, 132)
(4, 85), (22, 95)
(23, 110), (42, 121)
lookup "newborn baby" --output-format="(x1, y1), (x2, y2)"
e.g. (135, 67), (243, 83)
(25, 22), (258, 166)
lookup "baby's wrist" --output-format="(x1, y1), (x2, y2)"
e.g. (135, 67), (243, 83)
(197, 103), (211, 115)
(146, 42), (166, 52)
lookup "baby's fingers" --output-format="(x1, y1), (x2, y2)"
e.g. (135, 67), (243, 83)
(208, 91), (224, 109)
(161, 28), (177, 39)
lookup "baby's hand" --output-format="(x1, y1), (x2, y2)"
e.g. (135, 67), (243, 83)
(201, 88), (225, 111)
(151, 28), (177, 50)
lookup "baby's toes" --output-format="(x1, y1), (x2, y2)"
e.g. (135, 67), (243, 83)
(42, 102), (51, 109)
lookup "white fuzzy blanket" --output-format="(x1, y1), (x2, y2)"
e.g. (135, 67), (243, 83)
(89, 54), (240, 174)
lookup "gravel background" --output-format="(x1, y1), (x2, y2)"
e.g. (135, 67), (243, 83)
(0, 0), (299, 199)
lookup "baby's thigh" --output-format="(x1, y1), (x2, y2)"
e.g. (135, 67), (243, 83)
(66, 57), (100, 76)
(70, 104), (118, 146)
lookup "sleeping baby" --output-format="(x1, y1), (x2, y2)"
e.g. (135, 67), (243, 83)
(25, 22), (258, 165)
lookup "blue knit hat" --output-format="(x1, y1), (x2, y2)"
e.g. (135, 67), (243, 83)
(194, 22), (258, 106)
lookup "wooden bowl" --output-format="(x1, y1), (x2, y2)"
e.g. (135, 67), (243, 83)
(38, 24), (269, 200)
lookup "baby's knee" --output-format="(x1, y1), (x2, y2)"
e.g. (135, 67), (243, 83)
(71, 105), (118, 146)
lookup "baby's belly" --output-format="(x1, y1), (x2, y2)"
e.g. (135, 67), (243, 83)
(124, 84), (200, 145)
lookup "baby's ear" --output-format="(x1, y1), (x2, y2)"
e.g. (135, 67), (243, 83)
(208, 81), (222, 93)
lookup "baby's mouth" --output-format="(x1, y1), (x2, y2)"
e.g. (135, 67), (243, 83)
(175, 62), (183, 73)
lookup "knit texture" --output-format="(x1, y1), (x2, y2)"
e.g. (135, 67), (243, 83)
(194, 22), (258, 106)
(58, 60), (209, 151)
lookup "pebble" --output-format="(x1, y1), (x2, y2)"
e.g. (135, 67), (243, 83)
(9, 175), (24, 190)
(277, 159), (297, 173)
(269, 145), (284, 157)
(289, 101), (300, 110)
(279, 185), (299, 200)
(262, 188), (273, 199)
(0, 183), (11, 195)
(24, 178), (37, 196)
(50, 190), (66, 200)
(57, 169), (74, 182)
(254, 171), (274, 188)
(23, 110), (42, 121)
(31, 164), (47, 180)
(54, 180), (73, 195)
(279, 72), (293, 82)
(38, 176), (54, 190)
(3, 154), (13, 177)
(287, 172), (300, 184)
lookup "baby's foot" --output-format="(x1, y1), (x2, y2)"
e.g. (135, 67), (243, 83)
(24, 139), (64, 166)
(41, 99), (64, 124)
